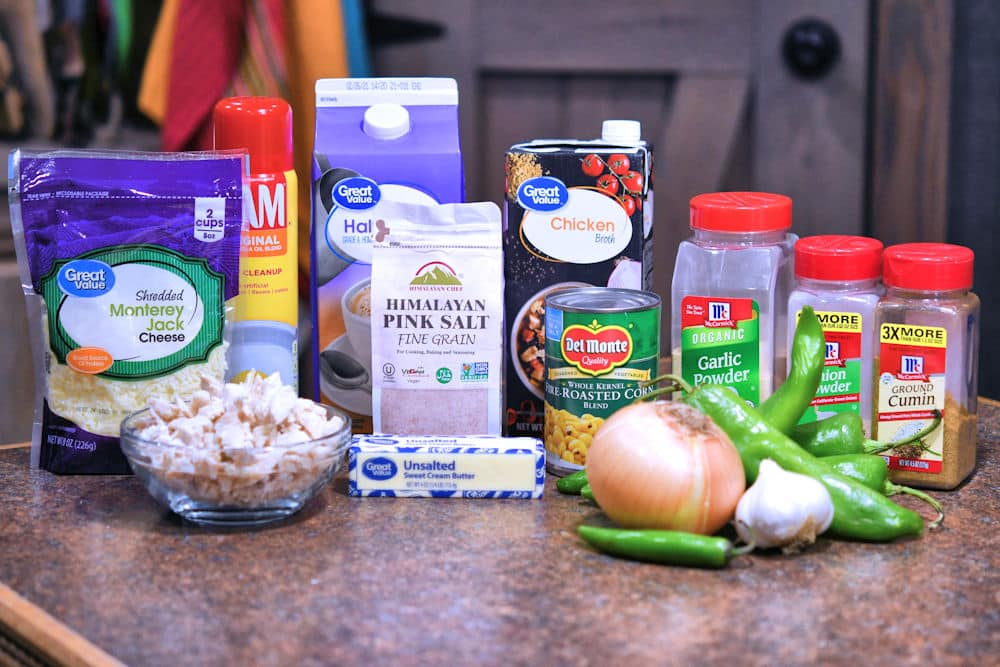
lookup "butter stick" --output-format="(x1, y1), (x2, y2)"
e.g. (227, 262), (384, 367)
(348, 435), (545, 498)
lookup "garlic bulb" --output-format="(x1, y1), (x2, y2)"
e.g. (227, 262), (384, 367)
(735, 459), (834, 551)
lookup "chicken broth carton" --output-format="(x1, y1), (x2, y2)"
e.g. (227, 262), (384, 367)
(503, 121), (654, 438)
(310, 78), (463, 433)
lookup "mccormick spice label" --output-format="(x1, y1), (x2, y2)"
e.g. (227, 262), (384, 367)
(875, 322), (947, 473)
(503, 138), (653, 439)
(797, 310), (864, 422)
(679, 296), (760, 405)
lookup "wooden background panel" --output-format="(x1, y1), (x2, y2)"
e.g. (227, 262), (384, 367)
(369, 0), (480, 197)
(0, 262), (33, 444)
(753, 0), (870, 237)
(947, 0), (999, 398)
(478, 0), (755, 74)
(870, 0), (953, 244)
(480, 75), (565, 205)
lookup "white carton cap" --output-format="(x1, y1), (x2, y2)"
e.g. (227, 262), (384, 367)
(363, 103), (411, 140)
(601, 119), (641, 143)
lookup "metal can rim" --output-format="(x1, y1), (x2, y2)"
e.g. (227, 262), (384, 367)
(545, 287), (661, 313)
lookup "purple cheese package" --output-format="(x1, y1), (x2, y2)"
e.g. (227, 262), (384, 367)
(9, 149), (245, 474)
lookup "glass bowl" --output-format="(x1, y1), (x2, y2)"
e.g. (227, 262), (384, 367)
(120, 403), (352, 526)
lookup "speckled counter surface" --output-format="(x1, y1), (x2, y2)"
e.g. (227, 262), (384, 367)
(2, 403), (999, 667)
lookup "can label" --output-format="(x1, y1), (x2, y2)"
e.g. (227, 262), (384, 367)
(544, 298), (659, 474)
(679, 296), (760, 405)
(875, 323), (947, 473)
(797, 309), (864, 423)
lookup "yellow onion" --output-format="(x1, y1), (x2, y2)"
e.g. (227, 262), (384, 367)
(586, 401), (745, 535)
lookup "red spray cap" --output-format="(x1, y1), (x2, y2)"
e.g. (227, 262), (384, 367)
(213, 96), (294, 173)
(795, 235), (884, 281)
(689, 192), (792, 232)
(883, 243), (974, 291)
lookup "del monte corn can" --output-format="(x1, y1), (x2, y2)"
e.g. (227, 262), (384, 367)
(543, 288), (661, 475)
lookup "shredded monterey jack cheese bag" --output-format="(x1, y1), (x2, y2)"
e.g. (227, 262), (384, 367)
(9, 150), (244, 474)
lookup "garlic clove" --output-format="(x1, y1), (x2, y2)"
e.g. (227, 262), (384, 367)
(734, 459), (834, 551)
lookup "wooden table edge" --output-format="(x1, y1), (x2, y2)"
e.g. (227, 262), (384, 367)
(0, 582), (124, 667)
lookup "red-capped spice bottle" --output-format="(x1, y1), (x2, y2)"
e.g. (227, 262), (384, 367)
(873, 243), (979, 490)
(787, 235), (884, 432)
(213, 97), (299, 389)
(671, 192), (796, 407)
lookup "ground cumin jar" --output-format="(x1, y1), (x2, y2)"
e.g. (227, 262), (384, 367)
(872, 243), (979, 490)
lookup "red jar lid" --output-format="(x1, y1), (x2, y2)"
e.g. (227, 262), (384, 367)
(795, 235), (883, 281)
(689, 192), (792, 232)
(883, 243), (974, 291)
(213, 97), (294, 173)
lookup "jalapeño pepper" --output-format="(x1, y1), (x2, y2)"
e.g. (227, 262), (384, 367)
(651, 375), (923, 542)
(791, 410), (942, 458)
(758, 306), (826, 432)
(791, 412), (868, 456)
(822, 453), (944, 527)
(556, 469), (589, 495)
(577, 525), (750, 568)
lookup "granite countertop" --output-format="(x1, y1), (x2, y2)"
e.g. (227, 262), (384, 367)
(1, 402), (999, 667)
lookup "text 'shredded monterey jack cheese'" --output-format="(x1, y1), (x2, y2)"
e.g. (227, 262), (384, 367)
(214, 97), (299, 389)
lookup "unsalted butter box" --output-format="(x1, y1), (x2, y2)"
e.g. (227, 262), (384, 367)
(348, 435), (545, 498)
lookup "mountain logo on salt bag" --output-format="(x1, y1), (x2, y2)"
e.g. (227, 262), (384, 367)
(410, 261), (461, 286)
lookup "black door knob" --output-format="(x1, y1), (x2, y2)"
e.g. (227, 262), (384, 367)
(782, 18), (841, 80)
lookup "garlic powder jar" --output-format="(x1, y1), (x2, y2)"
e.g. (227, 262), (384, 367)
(671, 192), (796, 406)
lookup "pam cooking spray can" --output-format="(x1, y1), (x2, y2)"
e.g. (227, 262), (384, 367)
(213, 97), (299, 389)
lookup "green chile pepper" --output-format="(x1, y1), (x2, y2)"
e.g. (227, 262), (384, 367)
(652, 375), (923, 542)
(580, 484), (597, 503)
(791, 412), (868, 456)
(758, 306), (826, 433)
(577, 525), (748, 568)
(823, 453), (944, 527)
(556, 469), (589, 495)
(791, 411), (942, 458)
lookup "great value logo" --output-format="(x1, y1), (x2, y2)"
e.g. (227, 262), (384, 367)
(57, 259), (115, 297)
(333, 177), (381, 210)
(362, 457), (398, 481)
(561, 323), (633, 376)
(517, 176), (568, 212)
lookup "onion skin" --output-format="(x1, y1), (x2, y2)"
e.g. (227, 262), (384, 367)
(586, 401), (746, 535)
